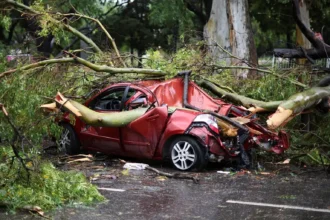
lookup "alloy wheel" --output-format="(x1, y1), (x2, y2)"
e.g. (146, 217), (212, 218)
(171, 141), (196, 170)
(59, 128), (70, 152)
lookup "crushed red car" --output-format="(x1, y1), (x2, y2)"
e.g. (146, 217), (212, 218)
(58, 71), (289, 171)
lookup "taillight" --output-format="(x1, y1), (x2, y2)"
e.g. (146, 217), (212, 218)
(194, 114), (219, 134)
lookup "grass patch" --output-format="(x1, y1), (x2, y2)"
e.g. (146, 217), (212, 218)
(0, 147), (104, 211)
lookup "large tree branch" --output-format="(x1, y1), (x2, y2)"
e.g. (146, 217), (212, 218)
(60, 13), (126, 67)
(274, 48), (330, 59)
(4, 0), (102, 54)
(292, 0), (329, 49)
(41, 92), (147, 127)
(0, 57), (166, 79)
(267, 86), (330, 129)
(196, 79), (282, 112)
(275, 0), (330, 59)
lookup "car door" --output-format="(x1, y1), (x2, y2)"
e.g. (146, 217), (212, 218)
(79, 87), (128, 154)
(120, 96), (168, 159)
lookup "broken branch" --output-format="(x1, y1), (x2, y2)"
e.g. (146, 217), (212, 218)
(0, 57), (166, 79)
(59, 12), (126, 67)
(41, 92), (148, 127)
(145, 166), (199, 183)
(196, 80), (282, 112)
(4, 0), (102, 53)
(267, 86), (330, 129)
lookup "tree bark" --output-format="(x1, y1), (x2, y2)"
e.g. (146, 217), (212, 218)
(196, 79), (282, 112)
(197, 79), (330, 130)
(203, 0), (257, 78)
(42, 93), (147, 127)
(274, 0), (330, 60)
(267, 86), (330, 129)
(296, 0), (311, 49)
(0, 57), (166, 79)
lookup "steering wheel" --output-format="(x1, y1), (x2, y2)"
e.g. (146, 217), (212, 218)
(146, 101), (157, 112)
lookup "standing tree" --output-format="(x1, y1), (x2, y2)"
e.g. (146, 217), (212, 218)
(182, 0), (257, 78)
(204, 0), (257, 78)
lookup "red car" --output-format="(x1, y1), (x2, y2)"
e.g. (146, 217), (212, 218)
(59, 71), (289, 171)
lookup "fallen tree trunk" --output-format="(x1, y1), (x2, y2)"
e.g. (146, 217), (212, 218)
(274, 0), (330, 59)
(196, 79), (330, 130)
(196, 79), (282, 112)
(273, 48), (328, 60)
(41, 92), (147, 127)
(267, 86), (330, 129)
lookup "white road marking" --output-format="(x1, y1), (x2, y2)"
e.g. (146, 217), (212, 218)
(226, 200), (330, 213)
(98, 187), (126, 192)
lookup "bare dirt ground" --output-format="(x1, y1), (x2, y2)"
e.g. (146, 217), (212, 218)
(1, 155), (330, 220)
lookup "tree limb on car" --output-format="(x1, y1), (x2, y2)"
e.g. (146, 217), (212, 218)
(41, 92), (148, 127)
(196, 79), (330, 129)
(196, 79), (282, 113)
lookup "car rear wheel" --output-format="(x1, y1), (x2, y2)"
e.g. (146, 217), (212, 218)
(169, 136), (207, 171)
(59, 124), (80, 155)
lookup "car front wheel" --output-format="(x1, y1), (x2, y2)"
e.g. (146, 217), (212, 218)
(169, 136), (207, 171)
(59, 124), (80, 155)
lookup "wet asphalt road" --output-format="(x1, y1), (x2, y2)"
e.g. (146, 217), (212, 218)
(1, 160), (330, 220)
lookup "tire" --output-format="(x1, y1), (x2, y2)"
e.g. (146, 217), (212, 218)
(59, 124), (80, 155)
(169, 136), (208, 171)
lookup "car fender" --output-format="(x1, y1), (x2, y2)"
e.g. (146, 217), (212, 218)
(155, 109), (204, 159)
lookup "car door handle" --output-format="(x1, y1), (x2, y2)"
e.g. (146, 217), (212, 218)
(146, 114), (159, 121)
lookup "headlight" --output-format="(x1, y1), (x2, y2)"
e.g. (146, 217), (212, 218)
(194, 114), (219, 134)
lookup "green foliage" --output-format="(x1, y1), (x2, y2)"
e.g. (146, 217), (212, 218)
(0, 63), (95, 143)
(38, 13), (69, 45)
(149, 0), (196, 42)
(0, 15), (12, 31)
(145, 44), (211, 77)
(0, 147), (104, 211)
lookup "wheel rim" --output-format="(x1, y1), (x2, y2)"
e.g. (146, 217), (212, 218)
(171, 141), (196, 170)
(59, 128), (70, 152)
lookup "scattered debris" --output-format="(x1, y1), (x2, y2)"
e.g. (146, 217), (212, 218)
(121, 169), (130, 176)
(97, 187), (125, 192)
(60, 154), (94, 159)
(276, 159), (291, 165)
(156, 176), (168, 181)
(67, 158), (93, 163)
(89, 165), (106, 170)
(235, 170), (251, 176)
(217, 171), (231, 174)
(145, 166), (199, 183)
(0, 203), (49, 219)
(23, 205), (49, 219)
(123, 162), (149, 170)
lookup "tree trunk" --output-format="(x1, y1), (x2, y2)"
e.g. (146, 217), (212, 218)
(296, 1), (311, 49)
(203, 0), (257, 78)
(296, 0), (311, 65)
(267, 86), (330, 129)
(274, 0), (330, 60)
